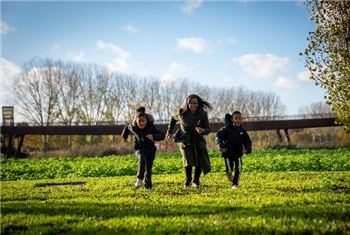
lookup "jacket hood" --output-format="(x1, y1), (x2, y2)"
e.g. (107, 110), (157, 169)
(224, 113), (232, 126)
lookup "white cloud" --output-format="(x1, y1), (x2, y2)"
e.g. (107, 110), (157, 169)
(97, 40), (130, 72)
(222, 76), (232, 84)
(297, 70), (312, 82)
(218, 37), (238, 45)
(225, 37), (238, 43)
(161, 62), (188, 84)
(177, 37), (210, 54)
(160, 73), (175, 86)
(0, 21), (15, 35)
(122, 23), (138, 34)
(274, 76), (299, 90)
(0, 58), (21, 105)
(52, 43), (61, 50)
(182, 0), (203, 14)
(169, 62), (188, 73)
(68, 52), (85, 62)
(232, 53), (291, 79)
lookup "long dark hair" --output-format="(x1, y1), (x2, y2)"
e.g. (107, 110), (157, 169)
(180, 94), (212, 115)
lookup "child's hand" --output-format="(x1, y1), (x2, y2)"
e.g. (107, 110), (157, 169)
(242, 149), (248, 154)
(121, 139), (127, 143)
(166, 134), (171, 140)
(146, 134), (154, 141)
(220, 148), (227, 153)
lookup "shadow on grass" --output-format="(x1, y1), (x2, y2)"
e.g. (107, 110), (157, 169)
(2, 200), (349, 234)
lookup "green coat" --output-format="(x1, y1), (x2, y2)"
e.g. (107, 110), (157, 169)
(167, 108), (211, 175)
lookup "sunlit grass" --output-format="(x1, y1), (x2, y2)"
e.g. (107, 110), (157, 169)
(1, 171), (349, 234)
(1, 148), (350, 181)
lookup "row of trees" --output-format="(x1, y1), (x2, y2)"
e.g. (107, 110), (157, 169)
(11, 57), (286, 126)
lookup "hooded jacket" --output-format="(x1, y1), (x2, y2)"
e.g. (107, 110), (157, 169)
(215, 113), (252, 158)
(122, 123), (165, 152)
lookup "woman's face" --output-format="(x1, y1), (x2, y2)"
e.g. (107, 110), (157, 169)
(188, 98), (199, 113)
(136, 116), (147, 129)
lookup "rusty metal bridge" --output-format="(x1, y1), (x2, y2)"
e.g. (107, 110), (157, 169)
(0, 113), (342, 158)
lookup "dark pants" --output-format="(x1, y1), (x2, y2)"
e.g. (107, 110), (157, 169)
(136, 149), (155, 189)
(185, 164), (202, 185)
(224, 157), (242, 186)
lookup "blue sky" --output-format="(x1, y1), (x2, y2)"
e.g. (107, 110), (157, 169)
(1, 0), (327, 121)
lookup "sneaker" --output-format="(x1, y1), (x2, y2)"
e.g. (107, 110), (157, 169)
(231, 185), (238, 189)
(135, 179), (142, 188)
(192, 182), (199, 188)
(226, 173), (233, 182)
(184, 181), (191, 188)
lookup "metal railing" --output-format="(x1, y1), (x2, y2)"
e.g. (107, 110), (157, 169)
(0, 113), (337, 127)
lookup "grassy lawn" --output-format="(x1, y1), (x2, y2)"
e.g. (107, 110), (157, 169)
(1, 171), (349, 234)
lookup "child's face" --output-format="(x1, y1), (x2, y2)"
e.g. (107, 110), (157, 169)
(136, 116), (147, 129)
(231, 114), (243, 126)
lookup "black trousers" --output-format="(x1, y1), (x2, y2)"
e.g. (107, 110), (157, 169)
(224, 157), (242, 186)
(135, 149), (155, 189)
(185, 164), (202, 185)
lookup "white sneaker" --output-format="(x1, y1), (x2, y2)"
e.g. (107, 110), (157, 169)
(226, 173), (233, 182)
(231, 185), (238, 189)
(192, 183), (199, 188)
(135, 179), (142, 188)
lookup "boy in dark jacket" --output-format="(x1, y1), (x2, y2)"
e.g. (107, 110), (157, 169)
(122, 107), (165, 189)
(215, 111), (252, 189)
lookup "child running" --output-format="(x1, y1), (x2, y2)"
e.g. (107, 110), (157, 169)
(215, 111), (252, 189)
(122, 107), (165, 189)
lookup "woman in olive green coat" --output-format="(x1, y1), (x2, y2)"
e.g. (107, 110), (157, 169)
(166, 94), (212, 188)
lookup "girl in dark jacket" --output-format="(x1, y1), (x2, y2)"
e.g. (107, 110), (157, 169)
(215, 111), (252, 189)
(122, 107), (165, 189)
(166, 94), (212, 188)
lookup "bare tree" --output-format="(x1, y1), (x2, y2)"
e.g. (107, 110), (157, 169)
(75, 63), (109, 124)
(11, 57), (64, 150)
(57, 62), (81, 125)
(11, 57), (62, 125)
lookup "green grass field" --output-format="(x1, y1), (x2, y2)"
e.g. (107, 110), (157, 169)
(1, 149), (350, 234)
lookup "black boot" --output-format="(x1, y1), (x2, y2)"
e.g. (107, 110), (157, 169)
(184, 166), (192, 187)
(193, 165), (202, 187)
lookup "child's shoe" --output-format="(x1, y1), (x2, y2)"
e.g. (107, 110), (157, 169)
(231, 184), (238, 189)
(184, 181), (191, 188)
(192, 182), (199, 188)
(135, 179), (142, 188)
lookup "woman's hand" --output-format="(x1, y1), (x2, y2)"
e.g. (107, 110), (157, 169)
(166, 134), (172, 140)
(195, 127), (203, 134)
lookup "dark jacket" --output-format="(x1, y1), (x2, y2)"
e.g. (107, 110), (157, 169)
(122, 123), (165, 152)
(215, 113), (252, 158)
(167, 108), (211, 175)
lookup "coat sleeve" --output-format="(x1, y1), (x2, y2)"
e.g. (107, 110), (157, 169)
(121, 125), (131, 140)
(242, 129), (252, 154)
(152, 125), (166, 141)
(200, 111), (211, 135)
(215, 126), (227, 150)
(166, 115), (178, 135)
